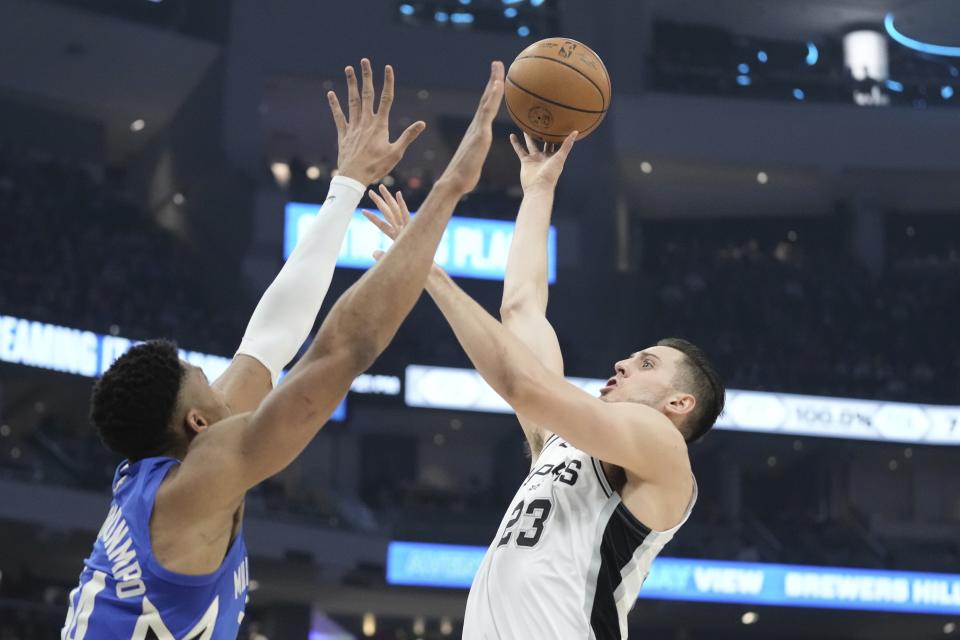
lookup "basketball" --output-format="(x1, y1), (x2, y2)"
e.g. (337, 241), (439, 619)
(505, 37), (612, 144)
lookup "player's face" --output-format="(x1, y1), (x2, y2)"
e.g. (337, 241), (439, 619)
(179, 362), (231, 426)
(599, 345), (683, 408)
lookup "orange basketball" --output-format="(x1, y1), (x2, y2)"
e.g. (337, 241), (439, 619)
(505, 37), (612, 144)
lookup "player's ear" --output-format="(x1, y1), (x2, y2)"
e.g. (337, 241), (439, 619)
(184, 409), (211, 435)
(663, 392), (696, 419)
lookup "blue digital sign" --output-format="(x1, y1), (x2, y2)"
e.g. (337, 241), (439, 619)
(386, 541), (960, 615)
(387, 541), (487, 589)
(284, 202), (557, 283)
(0, 314), (347, 422)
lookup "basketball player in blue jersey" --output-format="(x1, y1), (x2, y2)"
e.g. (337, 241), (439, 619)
(366, 132), (725, 639)
(60, 59), (506, 639)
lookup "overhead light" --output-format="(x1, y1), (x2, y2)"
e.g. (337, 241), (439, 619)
(306, 166), (321, 180)
(741, 611), (758, 625)
(767, 456), (777, 467)
(640, 161), (653, 174)
(362, 612), (376, 637)
(130, 119), (146, 132)
(738, 63), (750, 74)
(399, 4), (415, 16)
(787, 230), (798, 241)
(451, 12), (474, 24)
(889, 459), (899, 471)
(736, 75), (752, 86)
(531, 0), (545, 5)
(381, 175), (396, 187)
(944, 622), (956, 634)
(942, 86), (954, 100)
(270, 162), (291, 188)
(806, 42), (819, 66)
(517, 25), (530, 37)
(756, 171), (769, 185)
(793, 88), (806, 101)
(172, 192), (185, 206)
(413, 616), (426, 635)
(434, 11), (449, 22)
(440, 617), (453, 636)
(504, 7), (518, 18)
(757, 50), (768, 63)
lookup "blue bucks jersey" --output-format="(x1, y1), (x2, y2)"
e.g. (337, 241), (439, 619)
(62, 457), (250, 640)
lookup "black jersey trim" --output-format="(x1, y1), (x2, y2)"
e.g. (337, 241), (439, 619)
(591, 457), (614, 498)
(589, 500), (652, 639)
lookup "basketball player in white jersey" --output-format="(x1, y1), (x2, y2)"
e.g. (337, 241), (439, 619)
(365, 131), (725, 639)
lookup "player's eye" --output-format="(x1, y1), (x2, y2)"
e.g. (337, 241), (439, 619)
(642, 359), (653, 368)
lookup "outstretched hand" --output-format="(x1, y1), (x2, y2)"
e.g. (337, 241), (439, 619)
(436, 61), (505, 194)
(509, 130), (577, 193)
(327, 59), (427, 185)
(362, 185), (446, 277)
(362, 184), (411, 241)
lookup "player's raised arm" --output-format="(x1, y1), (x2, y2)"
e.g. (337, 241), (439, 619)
(165, 61), (505, 519)
(363, 188), (688, 481)
(498, 131), (577, 456)
(212, 59), (426, 414)
(428, 268), (689, 482)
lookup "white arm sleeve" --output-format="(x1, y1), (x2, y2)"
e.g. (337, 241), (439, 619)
(236, 175), (365, 385)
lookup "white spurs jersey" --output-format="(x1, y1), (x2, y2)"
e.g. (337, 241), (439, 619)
(463, 434), (697, 640)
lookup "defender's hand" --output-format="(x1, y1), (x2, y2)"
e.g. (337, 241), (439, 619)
(509, 130), (577, 193)
(327, 59), (426, 185)
(436, 61), (505, 195)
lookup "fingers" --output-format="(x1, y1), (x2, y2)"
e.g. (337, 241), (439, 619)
(376, 184), (403, 227)
(473, 61), (504, 125)
(372, 249), (386, 261)
(393, 120), (426, 153)
(345, 65), (360, 123)
(327, 91), (347, 139)
(366, 189), (390, 218)
(396, 191), (411, 224)
(509, 133), (528, 159)
(360, 58), (375, 118)
(555, 130), (578, 160)
(377, 64), (395, 117)
(361, 209), (396, 239)
(522, 132), (538, 157)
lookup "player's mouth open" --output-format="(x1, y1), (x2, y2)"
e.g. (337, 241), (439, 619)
(601, 377), (618, 394)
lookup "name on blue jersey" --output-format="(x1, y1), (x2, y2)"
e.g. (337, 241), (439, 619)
(98, 504), (146, 599)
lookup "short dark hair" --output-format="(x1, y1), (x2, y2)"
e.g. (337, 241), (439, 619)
(657, 337), (725, 443)
(90, 339), (184, 461)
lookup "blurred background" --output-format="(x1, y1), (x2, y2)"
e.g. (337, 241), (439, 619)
(1, 0), (959, 638)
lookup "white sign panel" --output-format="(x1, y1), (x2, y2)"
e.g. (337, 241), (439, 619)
(404, 365), (960, 445)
